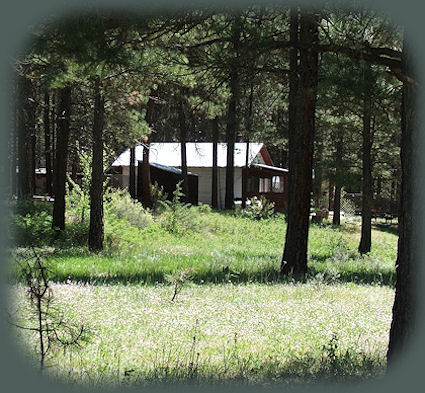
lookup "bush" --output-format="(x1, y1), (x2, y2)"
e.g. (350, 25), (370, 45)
(105, 189), (153, 230)
(197, 202), (212, 214)
(241, 196), (275, 220)
(11, 211), (55, 246)
(157, 182), (199, 235)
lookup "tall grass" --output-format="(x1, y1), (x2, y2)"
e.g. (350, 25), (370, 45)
(10, 282), (393, 386)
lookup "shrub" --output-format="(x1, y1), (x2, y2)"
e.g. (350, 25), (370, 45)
(66, 177), (90, 224)
(105, 189), (153, 230)
(241, 196), (275, 220)
(151, 181), (168, 212)
(157, 181), (199, 235)
(11, 211), (55, 246)
(197, 202), (212, 214)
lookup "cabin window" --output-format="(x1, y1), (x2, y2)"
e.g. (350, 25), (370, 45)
(259, 178), (271, 193)
(272, 176), (284, 193)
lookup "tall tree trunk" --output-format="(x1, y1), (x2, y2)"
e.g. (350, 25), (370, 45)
(178, 99), (189, 202)
(242, 83), (254, 209)
(17, 75), (36, 201)
(225, 15), (241, 210)
(333, 131), (343, 226)
(211, 117), (219, 209)
(129, 145), (136, 198)
(52, 86), (71, 230)
(43, 90), (52, 196)
(387, 40), (416, 365)
(281, 9), (318, 278)
(313, 142), (323, 209)
(224, 69), (239, 210)
(51, 91), (56, 185)
(140, 97), (155, 209)
(358, 66), (373, 255)
(88, 79), (104, 251)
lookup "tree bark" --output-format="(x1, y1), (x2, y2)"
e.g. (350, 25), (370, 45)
(224, 68), (239, 210)
(387, 39), (416, 365)
(281, 9), (318, 278)
(17, 75), (36, 201)
(52, 86), (71, 230)
(211, 117), (219, 209)
(129, 145), (136, 198)
(242, 83), (254, 209)
(225, 15), (241, 210)
(140, 97), (155, 209)
(358, 65), (373, 255)
(43, 90), (53, 196)
(333, 131), (343, 226)
(88, 79), (104, 252)
(178, 99), (189, 202)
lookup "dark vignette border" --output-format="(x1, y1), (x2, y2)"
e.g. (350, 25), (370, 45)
(0, 1), (424, 393)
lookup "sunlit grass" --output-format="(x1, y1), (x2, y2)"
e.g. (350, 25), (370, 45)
(10, 281), (394, 386)
(13, 211), (397, 286)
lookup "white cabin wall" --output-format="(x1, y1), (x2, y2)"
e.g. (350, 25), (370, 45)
(188, 167), (242, 208)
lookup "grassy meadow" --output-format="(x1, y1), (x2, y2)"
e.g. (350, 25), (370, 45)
(8, 195), (398, 387)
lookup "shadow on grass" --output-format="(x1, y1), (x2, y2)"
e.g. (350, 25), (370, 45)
(372, 222), (399, 236)
(11, 263), (395, 287)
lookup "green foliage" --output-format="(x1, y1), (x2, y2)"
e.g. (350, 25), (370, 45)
(240, 196), (275, 220)
(165, 268), (194, 301)
(104, 189), (153, 230)
(12, 211), (55, 247)
(157, 181), (199, 235)
(151, 181), (168, 212)
(196, 202), (212, 214)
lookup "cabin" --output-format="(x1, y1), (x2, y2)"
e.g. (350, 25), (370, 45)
(110, 142), (288, 211)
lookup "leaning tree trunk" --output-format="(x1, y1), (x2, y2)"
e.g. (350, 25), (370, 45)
(52, 86), (71, 230)
(211, 117), (219, 209)
(358, 67), (373, 255)
(281, 9), (318, 278)
(17, 75), (36, 201)
(178, 99), (189, 202)
(387, 39), (416, 366)
(129, 145), (136, 198)
(88, 78), (104, 252)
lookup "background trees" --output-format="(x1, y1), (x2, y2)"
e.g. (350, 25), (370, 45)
(10, 4), (414, 368)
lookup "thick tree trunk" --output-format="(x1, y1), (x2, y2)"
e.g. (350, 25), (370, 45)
(333, 185), (342, 226)
(387, 40), (416, 365)
(358, 68), (373, 255)
(140, 97), (155, 209)
(43, 90), (52, 196)
(178, 99), (189, 202)
(52, 86), (71, 230)
(281, 9), (318, 278)
(129, 145), (136, 198)
(88, 79), (104, 252)
(17, 76), (36, 201)
(225, 68), (239, 210)
(211, 117), (219, 209)
(333, 132), (343, 226)
(225, 16), (241, 210)
(242, 83), (254, 209)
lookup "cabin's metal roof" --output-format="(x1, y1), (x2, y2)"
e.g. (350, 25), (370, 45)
(251, 163), (289, 173)
(112, 142), (264, 168)
(150, 162), (197, 176)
